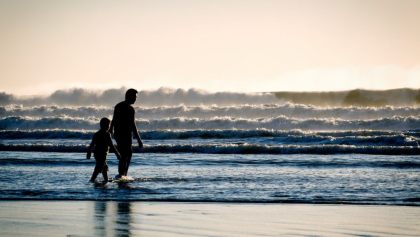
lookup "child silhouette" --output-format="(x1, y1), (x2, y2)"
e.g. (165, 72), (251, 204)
(87, 117), (121, 183)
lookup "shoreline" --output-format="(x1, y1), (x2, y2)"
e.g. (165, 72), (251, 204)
(1, 201), (419, 236)
(1, 199), (419, 207)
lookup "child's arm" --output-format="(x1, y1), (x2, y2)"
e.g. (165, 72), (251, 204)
(110, 108), (116, 136)
(86, 137), (94, 159)
(107, 133), (121, 160)
(109, 120), (114, 136)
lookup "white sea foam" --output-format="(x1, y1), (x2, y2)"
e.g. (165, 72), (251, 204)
(1, 104), (419, 120)
(1, 143), (419, 155)
(1, 115), (419, 131)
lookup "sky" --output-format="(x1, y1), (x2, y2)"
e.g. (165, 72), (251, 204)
(0, 0), (419, 95)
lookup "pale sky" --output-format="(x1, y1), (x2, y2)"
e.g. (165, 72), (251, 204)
(1, 0), (419, 95)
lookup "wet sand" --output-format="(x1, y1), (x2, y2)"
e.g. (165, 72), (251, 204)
(0, 201), (419, 236)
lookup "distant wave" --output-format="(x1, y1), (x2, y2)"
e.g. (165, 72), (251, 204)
(0, 88), (278, 106)
(1, 116), (419, 130)
(1, 88), (419, 106)
(2, 104), (420, 120)
(275, 88), (420, 107)
(0, 143), (418, 155)
(1, 129), (419, 147)
(0, 116), (94, 130)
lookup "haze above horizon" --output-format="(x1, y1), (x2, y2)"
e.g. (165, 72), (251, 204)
(1, 0), (420, 95)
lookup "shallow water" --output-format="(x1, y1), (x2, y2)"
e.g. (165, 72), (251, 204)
(0, 152), (419, 205)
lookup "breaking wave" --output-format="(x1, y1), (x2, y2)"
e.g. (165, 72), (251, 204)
(1, 104), (419, 120)
(0, 143), (419, 155)
(1, 116), (419, 131)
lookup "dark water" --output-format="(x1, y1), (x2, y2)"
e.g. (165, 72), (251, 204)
(0, 151), (419, 205)
(1, 129), (419, 155)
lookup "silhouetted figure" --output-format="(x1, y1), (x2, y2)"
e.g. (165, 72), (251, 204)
(110, 89), (143, 177)
(87, 117), (121, 183)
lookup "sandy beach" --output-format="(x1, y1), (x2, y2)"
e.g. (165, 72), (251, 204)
(0, 201), (419, 236)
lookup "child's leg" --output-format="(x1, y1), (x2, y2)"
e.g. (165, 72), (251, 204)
(93, 154), (108, 182)
(101, 163), (109, 182)
(91, 156), (105, 182)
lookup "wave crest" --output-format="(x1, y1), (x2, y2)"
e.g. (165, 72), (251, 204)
(1, 116), (419, 131)
(2, 104), (419, 120)
(0, 143), (419, 155)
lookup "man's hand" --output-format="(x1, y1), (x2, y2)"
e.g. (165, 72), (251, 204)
(138, 139), (143, 149)
(115, 152), (121, 160)
(86, 152), (91, 159)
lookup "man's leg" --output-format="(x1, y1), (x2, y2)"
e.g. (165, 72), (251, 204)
(124, 151), (132, 176)
(116, 137), (133, 176)
(117, 140), (131, 177)
(118, 155), (126, 177)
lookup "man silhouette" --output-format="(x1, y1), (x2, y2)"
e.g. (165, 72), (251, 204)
(110, 88), (143, 178)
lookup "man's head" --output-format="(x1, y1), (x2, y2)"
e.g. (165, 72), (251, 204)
(125, 88), (138, 104)
(100, 117), (111, 130)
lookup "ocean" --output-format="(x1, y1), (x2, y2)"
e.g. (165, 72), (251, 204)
(0, 89), (419, 205)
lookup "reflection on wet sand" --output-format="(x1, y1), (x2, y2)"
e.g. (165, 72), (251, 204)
(116, 202), (132, 237)
(94, 201), (132, 237)
(94, 202), (106, 236)
(1, 201), (419, 236)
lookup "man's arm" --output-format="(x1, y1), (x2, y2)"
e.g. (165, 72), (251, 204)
(131, 108), (143, 148)
(132, 121), (143, 148)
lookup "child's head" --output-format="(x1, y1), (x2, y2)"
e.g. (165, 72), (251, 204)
(100, 117), (111, 130)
